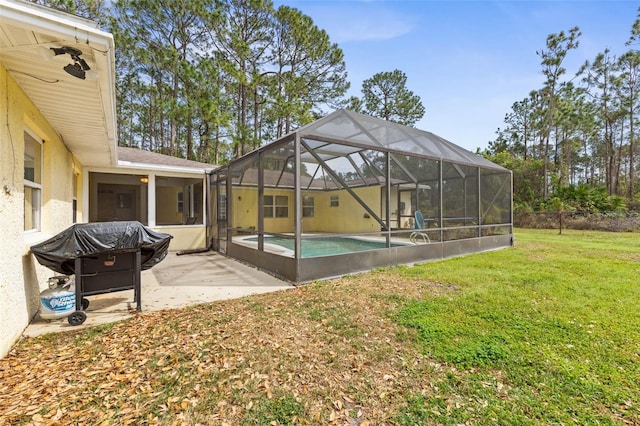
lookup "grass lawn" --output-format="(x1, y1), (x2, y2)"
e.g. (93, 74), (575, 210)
(1, 228), (639, 425)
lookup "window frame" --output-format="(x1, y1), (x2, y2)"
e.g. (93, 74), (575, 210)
(264, 194), (289, 218)
(177, 191), (184, 213)
(23, 129), (42, 233)
(72, 173), (78, 223)
(302, 195), (314, 217)
(154, 176), (203, 226)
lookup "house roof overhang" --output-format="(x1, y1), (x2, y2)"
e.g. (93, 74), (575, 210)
(0, 0), (117, 167)
(116, 147), (217, 175)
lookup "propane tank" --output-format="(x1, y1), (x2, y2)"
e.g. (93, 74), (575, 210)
(39, 276), (76, 320)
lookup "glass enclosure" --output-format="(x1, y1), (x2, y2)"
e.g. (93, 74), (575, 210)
(155, 176), (203, 225)
(89, 172), (149, 224)
(89, 172), (204, 226)
(209, 110), (513, 283)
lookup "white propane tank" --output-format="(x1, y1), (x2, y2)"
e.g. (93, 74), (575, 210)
(39, 276), (75, 320)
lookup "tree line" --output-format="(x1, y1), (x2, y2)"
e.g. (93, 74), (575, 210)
(112, 0), (353, 163)
(25, 0), (425, 166)
(485, 14), (640, 212)
(27, 0), (637, 214)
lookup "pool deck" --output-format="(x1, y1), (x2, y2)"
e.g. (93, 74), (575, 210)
(23, 250), (293, 337)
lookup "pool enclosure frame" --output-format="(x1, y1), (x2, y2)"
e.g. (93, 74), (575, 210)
(209, 110), (513, 283)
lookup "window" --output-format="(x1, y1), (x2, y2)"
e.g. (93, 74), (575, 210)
(330, 195), (339, 207)
(88, 172), (149, 224)
(155, 176), (202, 225)
(303, 196), (314, 217)
(264, 195), (288, 218)
(72, 173), (78, 223)
(24, 130), (42, 231)
(218, 194), (227, 220)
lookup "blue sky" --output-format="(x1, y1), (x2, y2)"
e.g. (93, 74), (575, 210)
(274, 0), (639, 152)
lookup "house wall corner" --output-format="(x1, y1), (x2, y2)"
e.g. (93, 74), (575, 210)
(0, 64), (79, 358)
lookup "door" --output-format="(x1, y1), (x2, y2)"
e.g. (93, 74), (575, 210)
(97, 184), (137, 222)
(211, 174), (228, 254)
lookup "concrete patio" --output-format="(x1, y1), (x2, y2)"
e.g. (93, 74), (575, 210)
(23, 251), (293, 337)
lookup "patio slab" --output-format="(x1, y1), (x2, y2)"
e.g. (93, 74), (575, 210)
(23, 251), (293, 337)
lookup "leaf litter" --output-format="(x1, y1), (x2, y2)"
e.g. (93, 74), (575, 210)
(0, 271), (454, 425)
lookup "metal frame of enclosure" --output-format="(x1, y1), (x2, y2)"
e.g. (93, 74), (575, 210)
(208, 110), (513, 283)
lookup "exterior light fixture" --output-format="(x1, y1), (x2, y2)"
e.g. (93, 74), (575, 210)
(49, 46), (92, 80)
(140, 176), (149, 184)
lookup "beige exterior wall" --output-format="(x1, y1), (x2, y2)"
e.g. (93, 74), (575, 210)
(262, 189), (295, 234)
(232, 186), (260, 230)
(305, 187), (382, 233)
(231, 186), (384, 234)
(232, 187), (297, 234)
(154, 226), (207, 250)
(156, 186), (183, 224)
(1, 64), (206, 357)
(1, 65), (80, 358)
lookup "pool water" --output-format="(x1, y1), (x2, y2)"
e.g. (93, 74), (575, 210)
(246, 236), (407, 258)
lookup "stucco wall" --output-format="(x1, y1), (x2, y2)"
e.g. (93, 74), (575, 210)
(232, 187), (297, 234)
(0, 65), (79, 358)
(156, 186), (183, 225)
(308, 187), (382, 233)
(154, 225), (207, 251)
(230, 186), (384, 234)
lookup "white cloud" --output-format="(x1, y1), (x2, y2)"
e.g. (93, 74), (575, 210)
(284, 2), (416, 43)
(329, 13), (415, 42)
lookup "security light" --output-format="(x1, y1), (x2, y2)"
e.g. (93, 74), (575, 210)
(50, 46), (91, 80)
(63, 62), (86, 79)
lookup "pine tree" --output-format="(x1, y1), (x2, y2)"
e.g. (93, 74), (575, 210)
(359, 69), (425, 126)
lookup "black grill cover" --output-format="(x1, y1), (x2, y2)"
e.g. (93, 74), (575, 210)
(30, 221), (173, 275)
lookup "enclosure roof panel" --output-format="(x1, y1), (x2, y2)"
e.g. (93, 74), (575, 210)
(294, 109), (507, 171)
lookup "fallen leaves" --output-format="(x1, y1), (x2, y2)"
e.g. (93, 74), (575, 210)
(0, 272), (453, 425)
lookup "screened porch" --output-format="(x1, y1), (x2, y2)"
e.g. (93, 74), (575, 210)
(209, 110), (512, 283)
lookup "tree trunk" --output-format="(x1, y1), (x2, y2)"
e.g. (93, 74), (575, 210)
(253, 83), (260, 150)
(523, 122), (528, 161)
(237, 79), (246, 158)
(214, 127), (220, 165)
(558, 211), (563, 235)
(186, 109), (193, 160)
(629, 97), (635, 201)
(170, 71), (179, 156)
(543, 133), (550, 199)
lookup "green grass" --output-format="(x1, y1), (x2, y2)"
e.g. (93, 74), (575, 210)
(3, 228), (640, 425)
(394, 229), (640, 424)
(241, 394), (305, 425)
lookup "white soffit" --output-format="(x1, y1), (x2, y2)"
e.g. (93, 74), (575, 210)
(0, 0), (117, 167)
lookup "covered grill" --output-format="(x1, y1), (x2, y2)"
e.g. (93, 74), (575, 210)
(31, 221), (172, 325)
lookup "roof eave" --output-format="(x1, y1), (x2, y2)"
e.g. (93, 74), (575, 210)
(117, 160), (216, 175)
(0, 0), (118, 167)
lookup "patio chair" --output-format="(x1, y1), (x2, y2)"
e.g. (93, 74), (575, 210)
(410, 211), (430, 244)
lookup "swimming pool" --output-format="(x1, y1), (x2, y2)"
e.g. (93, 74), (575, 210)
(243, 235), (409, 258)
